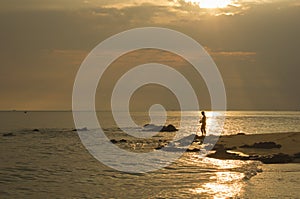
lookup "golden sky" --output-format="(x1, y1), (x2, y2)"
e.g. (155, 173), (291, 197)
(0, 0), (299, 110)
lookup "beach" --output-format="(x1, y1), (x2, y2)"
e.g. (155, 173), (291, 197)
(208, 132), (300, 163)
(1, 129), (299, 198)
(0, 111), (299, 198)
(2, 0), (300, 197)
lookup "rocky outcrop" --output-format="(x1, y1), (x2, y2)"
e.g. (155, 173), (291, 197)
(143, 124), (178, 132)
(161, 124), (178, 132)
(3, 133), (15, 137)
(240, 141), (281, 149)
(257, 153), (293, 164)
(110, 139), (127, 144)
(208, 144), (294, 164)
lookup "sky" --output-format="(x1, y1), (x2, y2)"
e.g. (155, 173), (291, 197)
(0, 0), (299, 111)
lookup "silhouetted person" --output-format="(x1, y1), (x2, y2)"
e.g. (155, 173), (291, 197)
(199, 111), (206, 136)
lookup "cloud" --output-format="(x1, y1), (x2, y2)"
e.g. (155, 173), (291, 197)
(205, 47), (256, 57)
(0, 0), (299, 110)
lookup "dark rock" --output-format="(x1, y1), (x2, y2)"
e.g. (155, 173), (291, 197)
(119, 139), (127, 143)
(240, 142), (281, 149)
(160, 125), (178, 132)
(248, 155), (260, 160)
(293, 155), (300, 163)
(207, 149), (249, 160)
(208, 151), (294, 164)
(143, 124), (178, 132)
(237, 133), (245, 135)
(241, 144), (250, 148)
(293, 152), (300, 158)
(186, 148), (200, 152)
(258, 153), (293, 164)
(3, 133), (15, 137)
(208, 144), (251, 160)
(33, 129), (39, 132)
(110, 139), (118, 144)
(155, 145), (164, 150)
(225, 146), (237, 150)
(254, 142), (281, 149)
(110, 139), (127, 144)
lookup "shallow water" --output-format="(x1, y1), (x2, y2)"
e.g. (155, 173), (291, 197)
(0, 129), (262, 198)
(0, 111), (299, 198)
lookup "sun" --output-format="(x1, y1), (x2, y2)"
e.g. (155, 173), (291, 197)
(185, 0), (232, 8)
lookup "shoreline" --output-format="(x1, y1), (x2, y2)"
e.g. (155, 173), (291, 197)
(2, 128), (300, 164)
(107, 130), (300, 164)
(205, 132), (300, 163)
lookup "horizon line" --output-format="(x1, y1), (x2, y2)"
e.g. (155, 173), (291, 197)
(1, 109), (300, 112)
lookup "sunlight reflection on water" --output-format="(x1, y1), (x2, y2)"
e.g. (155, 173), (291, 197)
(191, 171), (244, 198)
(189, 156), (250, 198)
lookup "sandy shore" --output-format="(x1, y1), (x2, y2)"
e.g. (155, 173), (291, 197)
(206, 132), (300, 163)
(217, 132), (300, 155)
(107, 130), (300, 164)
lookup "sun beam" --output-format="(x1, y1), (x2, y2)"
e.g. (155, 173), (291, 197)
(185, 0), (232, 9)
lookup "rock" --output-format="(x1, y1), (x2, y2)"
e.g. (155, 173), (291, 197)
(155, 145), (164, 150)
(110, 139), (118, 144)
(186, 148), (200, 152)
(293, 153), (300, 163)
(293, 152), (300, 158)
(143, 124), (178, 132)
(119, 139), (127, 143)
(208, 144), (250, 160)
(225, 146), (237, 150)
(3, 133), (15, 137)
(237, 133), (245, 135)
(240, 142), (281, 149)
(110, 139), (127, 144)
(33, 129), (39, 132)
(208, 149), (247, 160)
(258, 153), (293, 164)
(160, 124), (178, 132)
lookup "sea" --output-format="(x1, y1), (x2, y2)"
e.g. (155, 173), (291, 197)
(0, 111), (299, 198)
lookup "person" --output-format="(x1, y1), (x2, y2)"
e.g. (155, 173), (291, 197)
(199, 111), (206, 136)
